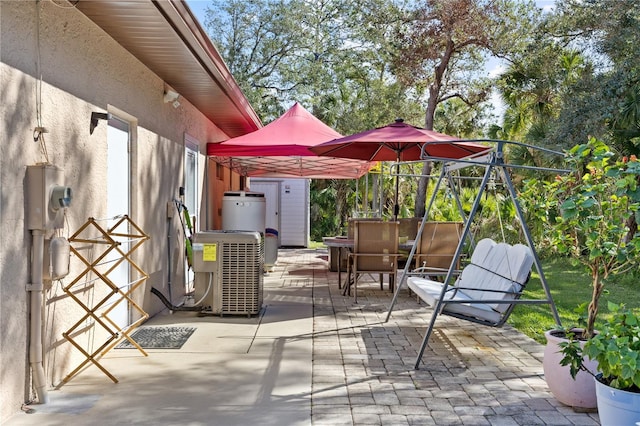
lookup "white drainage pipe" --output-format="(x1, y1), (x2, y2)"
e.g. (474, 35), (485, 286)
(29, 229), (48, 403)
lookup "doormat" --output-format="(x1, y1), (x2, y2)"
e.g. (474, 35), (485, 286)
(115, 326), (196, 349)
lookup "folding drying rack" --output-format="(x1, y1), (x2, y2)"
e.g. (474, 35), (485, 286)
(61, 215), (149, 384)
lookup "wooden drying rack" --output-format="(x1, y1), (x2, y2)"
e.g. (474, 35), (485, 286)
(61, 215), (149, 384)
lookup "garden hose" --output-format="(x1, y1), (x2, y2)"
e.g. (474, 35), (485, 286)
(174, 200), (194, 270)
(183, 206), (194, 269)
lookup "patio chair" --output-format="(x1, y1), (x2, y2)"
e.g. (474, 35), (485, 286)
(413, 221), (463, 275)
(347, 217), (383, 239)
(338, 217), (384, 274)
(347, 220), (400, 303)
(397, 217), (420, 268)
(407, 238), (534, 327)
(398, 217), (421, 240)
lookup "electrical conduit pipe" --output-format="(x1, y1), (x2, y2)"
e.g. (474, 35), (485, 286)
(29, 230), (48, 403)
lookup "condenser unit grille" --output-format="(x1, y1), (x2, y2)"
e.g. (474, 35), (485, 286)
(221, 240), (263, 315)
(192, 231), (263, 316)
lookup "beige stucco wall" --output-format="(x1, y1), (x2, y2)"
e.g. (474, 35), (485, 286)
(1, 2), (233, 420)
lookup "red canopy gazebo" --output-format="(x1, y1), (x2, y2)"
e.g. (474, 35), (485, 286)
(207, 103), (371, 179)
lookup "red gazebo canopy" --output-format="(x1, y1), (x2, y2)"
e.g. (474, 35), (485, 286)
(207, 102), (371, 178)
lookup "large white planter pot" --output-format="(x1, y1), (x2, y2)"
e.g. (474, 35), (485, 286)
(543, 329), (598, 409)
(595, 376), (640, 426)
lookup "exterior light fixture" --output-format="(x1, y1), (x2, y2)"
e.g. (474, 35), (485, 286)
(163, 90), (180, 108)
(90, 112), (110, 135)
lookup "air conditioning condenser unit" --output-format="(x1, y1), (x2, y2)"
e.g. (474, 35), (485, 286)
(192, 231), (263, 316)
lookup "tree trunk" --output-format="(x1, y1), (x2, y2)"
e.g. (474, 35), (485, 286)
(335, 180), (346, 232)
(586, 267), (602, 339)
(625, 214), (638, 243)
(415, 162), (432, 218)
(414, 85), (440, 218)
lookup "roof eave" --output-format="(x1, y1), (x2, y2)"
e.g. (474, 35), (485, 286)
(76, 0), (262, 137)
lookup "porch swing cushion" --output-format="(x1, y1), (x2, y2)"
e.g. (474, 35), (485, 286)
(407, 238), (534, 324)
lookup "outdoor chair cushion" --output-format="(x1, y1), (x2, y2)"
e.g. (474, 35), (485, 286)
(407, 238), (534, 324)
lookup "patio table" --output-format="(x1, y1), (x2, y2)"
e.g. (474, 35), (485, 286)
(322, 237), (353, 289)
(323, 236), (414, 291)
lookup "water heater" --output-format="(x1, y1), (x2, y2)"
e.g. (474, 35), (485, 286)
(221, 191), (265, 233)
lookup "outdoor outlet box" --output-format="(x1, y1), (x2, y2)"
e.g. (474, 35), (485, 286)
(26, 164), (72, 231)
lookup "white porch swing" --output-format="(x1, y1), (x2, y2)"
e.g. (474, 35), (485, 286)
(385, 139), (566, 369)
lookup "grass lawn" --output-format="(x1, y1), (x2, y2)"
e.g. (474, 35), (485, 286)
(507, 256), (640, 344)
(308, 241), (325, 250)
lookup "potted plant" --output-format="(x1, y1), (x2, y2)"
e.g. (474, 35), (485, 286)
(561, 302), (640, 425)
(525, 138), (640, 409)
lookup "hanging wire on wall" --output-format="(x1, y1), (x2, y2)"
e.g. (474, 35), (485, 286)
(34, 0), (50, 164)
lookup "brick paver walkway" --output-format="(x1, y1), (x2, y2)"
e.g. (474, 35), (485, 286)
(288, 248), (600, 426)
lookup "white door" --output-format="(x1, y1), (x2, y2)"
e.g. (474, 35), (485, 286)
(106, 116), (130, 330)
(184, 137), (199, 292)
(279, 179), (309, 246)
(250, 181), (279, 234)
(184, 139), (199, 222)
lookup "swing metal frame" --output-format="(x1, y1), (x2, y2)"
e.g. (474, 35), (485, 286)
(385, 139), (566, 369)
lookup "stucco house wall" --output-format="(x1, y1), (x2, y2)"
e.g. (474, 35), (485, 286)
(0, 2), (249, 420)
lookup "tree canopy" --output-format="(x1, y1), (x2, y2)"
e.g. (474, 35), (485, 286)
(496, 0), (640, 155)
(203, 0), (640, 237)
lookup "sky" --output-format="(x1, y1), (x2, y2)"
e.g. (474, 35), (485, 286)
(186, 0), (209, 22)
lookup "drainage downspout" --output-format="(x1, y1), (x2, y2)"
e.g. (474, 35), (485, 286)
(29, 229), (48, 403)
